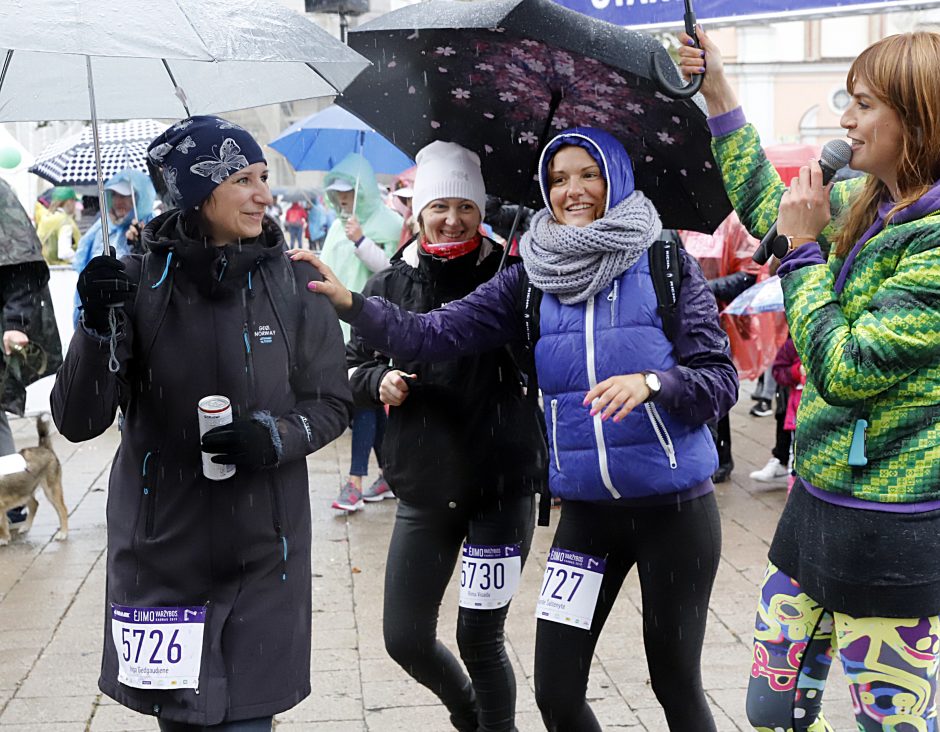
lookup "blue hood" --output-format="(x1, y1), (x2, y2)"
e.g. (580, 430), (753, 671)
(538, 127), (636, 221)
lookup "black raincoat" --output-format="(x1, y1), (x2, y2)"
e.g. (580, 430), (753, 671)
(51, 211), (352, 725)
(0, 178), (62, 414)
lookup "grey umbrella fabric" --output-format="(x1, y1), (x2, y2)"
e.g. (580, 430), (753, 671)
(339, 0), (731, 233)
(29, 119), (168, 185)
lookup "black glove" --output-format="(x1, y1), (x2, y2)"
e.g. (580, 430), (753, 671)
(201, 418), (279, 470)
(77, 254), (137, 332)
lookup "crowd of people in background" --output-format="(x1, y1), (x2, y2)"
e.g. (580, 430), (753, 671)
(1, 21), (938, 731)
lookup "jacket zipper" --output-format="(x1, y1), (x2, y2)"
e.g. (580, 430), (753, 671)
(645, 403), (678, 469)
(607, 280), (619, 326)
(242, 287), (257, 397)
(550, 399), (561, 470)
(247, 273), (288, 580)
(584, 295), (621, 499)
(142, 450), (159, 539)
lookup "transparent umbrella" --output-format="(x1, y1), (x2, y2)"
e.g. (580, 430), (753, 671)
(0, 0), (369, 254)
(0, 0), (369, 369)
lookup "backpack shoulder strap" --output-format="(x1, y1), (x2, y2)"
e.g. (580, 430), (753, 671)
(647, 239), (682, 342)
(260, 255), (301, 374)
(132, 251), (174, 363)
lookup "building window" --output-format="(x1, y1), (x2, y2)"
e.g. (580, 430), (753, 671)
(829, 88), (851, 114)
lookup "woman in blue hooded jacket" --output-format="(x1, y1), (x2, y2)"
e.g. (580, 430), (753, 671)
(72, 169), (157, 327)
(292, 128), (737, 732)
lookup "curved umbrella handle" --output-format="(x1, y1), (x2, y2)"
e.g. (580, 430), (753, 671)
(651, 0), (703, 100)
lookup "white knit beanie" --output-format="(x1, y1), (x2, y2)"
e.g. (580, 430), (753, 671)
(412, 141), (486, 220)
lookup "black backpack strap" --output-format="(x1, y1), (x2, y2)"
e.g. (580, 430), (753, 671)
(516, 274), (554, 526)
(257, 256), (300, 375)
(648, 239), (682, 343)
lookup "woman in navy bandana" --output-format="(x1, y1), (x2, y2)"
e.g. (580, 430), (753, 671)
(51, 116), (353, 731)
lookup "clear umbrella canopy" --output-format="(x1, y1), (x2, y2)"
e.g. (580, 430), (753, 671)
(0, 0), (370, 369)
(0, 0), (369, 121)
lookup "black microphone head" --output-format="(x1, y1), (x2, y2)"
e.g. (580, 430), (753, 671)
(819, 140), (853, 180)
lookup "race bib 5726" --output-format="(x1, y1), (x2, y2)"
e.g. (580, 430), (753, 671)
(110, 604), (206, 690)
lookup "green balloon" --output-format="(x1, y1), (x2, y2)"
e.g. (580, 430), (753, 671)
(0, 146), (22, 169)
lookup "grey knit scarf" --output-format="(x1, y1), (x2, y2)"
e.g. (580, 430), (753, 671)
(520, 191), (662, 304)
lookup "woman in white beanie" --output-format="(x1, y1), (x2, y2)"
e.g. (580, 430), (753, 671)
(343, 140), (547, 732)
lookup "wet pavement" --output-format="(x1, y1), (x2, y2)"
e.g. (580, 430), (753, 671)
(0, 387), (857, 731)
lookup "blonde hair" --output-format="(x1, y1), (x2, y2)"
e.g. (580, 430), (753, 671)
(834, 32), (940, 257)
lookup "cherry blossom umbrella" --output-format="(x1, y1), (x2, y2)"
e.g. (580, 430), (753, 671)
(338, 0), (731, 234)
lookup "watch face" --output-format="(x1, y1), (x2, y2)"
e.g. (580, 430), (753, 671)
(772, 234), (791, 258)
(646, 373), (661, 392)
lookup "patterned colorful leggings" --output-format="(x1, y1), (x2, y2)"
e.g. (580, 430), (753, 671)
(746, 563), (940, 732)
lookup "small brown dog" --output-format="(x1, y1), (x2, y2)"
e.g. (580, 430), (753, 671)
(0, 415), (67, 545)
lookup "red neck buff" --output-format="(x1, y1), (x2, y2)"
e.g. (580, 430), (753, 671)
(420, 232), (482, 260)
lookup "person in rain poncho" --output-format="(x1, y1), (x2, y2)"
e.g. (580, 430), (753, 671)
(36, 186), (81, 265)
(680, 28), (940, 732)
(389, 164), (418, 249)
(318, 153), (403, 512)
(71, 170), (157, 326)
(0, 177), (63, 528)
(293, 127), (738, 731)
(51, 115), (352, 731)
(338, 141), (546, 731)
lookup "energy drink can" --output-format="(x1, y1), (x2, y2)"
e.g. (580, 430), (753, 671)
(198, 395), (235, 481)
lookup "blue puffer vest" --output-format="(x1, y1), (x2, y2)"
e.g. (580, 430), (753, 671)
(535, 127), (717, 502)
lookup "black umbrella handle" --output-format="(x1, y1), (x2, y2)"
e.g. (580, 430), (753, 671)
(652, 0), (703, 100)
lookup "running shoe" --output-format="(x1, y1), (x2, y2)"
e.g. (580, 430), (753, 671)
(749, 399), (773, 417)
(332, 481), (364, 512)
(6, 507), (26, 525)
(749, 457), (789, 484)
(361, 475), (395, 502)
(711, 464), (733, 483)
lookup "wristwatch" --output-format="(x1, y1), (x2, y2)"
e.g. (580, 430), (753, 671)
(772, 234), (814, 258)
(642, 371), (661, 402)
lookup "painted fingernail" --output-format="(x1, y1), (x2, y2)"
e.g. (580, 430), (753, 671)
(699, 67), (706, 73)
(685, 38), (695, 46)
(307, 282), (317, 291)
(589, 408), (598, 416)
(700, 50), (706, 57)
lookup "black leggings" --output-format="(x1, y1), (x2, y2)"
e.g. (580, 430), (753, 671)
(383, 494), (535, 732)
(534, 493), (722, 732)
(157, 717), (272, 731)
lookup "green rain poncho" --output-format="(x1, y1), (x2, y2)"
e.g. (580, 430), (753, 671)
(320, 153), (402, 339)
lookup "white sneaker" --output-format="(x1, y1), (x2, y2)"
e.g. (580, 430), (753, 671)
(749, 457), (789, 483)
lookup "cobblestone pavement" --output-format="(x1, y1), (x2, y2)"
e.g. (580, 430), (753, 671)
(0, 387), (857, 731)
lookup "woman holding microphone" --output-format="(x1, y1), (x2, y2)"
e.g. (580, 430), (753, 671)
(680, 29), (940, 731)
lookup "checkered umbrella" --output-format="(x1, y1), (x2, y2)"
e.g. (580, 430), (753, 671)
(28, 120), (168, 186)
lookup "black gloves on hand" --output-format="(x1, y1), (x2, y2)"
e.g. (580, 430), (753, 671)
(77, 254), (138, 332)
(201, 417), (279, 470)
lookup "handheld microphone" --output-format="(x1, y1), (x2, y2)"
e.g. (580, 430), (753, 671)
(752, 139), (853, 264)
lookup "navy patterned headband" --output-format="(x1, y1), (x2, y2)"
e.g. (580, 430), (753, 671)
(147, 115), (266, 211)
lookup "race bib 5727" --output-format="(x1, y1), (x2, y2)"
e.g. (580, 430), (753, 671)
(535, 548), (606, 630)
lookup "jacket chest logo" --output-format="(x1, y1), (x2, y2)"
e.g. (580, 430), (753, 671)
(253, 324), (277, 345)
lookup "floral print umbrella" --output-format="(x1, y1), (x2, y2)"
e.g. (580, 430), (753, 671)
(339, 0), (731, 233)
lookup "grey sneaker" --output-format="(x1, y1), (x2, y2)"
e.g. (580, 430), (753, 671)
(332, 481), (364, 512)
(361, 476), (395, 502)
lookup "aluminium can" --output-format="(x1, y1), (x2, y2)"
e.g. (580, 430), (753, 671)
(198, 395), (235, 481)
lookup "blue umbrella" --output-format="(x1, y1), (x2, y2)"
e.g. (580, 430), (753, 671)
(269, 105), (414, 174)
(723, 276), (784, 316)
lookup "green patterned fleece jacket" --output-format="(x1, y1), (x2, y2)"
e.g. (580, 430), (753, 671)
(713, 123), (940, 503)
